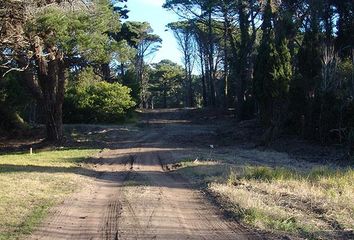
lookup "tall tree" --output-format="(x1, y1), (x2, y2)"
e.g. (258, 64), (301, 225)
(254, 0), (291, 129)
(168, 21), (196, 107)
(122, 22), (161, 108)
(0, 0), (121, 141)
(254, 0), (276, 127)
(235, 0), (251, 120)
(164, 0), (220, 107)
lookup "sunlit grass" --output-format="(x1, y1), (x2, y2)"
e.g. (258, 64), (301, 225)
(174, 158), (354, 239)
(0, 149), (98, 240)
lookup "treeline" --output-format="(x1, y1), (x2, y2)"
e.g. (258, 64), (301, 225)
(164, 0), (353, 154)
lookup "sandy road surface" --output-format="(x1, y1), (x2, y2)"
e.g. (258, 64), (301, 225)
(30, 109), (262, 240)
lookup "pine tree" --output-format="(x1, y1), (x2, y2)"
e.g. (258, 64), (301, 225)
(254, 0), (276, 127)
(276, 38), (292, 98)
(291, 4), (322, 137)
(254, 0), (292, 128)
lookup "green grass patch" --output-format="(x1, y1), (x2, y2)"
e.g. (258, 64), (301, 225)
(231, 166), (354, 191)
(242, 166), (296, 181)
(0, 149), (98, 240)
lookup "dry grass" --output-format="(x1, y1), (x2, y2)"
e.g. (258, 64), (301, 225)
(174, 149), (354, 239)
(0, 149), (98, 240)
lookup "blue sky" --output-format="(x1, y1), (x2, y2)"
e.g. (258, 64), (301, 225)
(124, 0), (182, 65)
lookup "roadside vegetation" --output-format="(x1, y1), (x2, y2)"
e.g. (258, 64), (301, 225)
(171, 150), (354, 239)
(0, 149), (98, 240)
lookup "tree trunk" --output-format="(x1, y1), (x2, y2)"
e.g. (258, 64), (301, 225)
(183, 41), (193, 108)
(222, 5), (239, 110)
(236, 0), (251, 121)
(207, 10), (216, 107)
(200, 57), (207, 106)
(33, 37), (65, 142)
(199, 44), (207, 106)
(40, 58), (65, 142)
(187, 57), (193, 107)
(222, 14), (229, 109)
(259, 98), (273, 128)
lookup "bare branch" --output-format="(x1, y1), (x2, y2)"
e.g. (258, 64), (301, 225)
(2, 63), (30, 77)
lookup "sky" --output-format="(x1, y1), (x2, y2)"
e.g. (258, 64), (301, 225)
(124, 0), (182, 65)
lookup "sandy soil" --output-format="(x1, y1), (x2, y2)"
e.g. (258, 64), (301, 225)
(29, 109), (262, 240)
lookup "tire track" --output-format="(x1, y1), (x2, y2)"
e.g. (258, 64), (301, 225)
(30, 110), (263, 240)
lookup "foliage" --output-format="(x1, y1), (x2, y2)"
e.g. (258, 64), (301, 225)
(0, 73), (32, 130)
(0, 0), (128, 140)
(0, 0), (353, 149)
(64, 68), (135, 123)
(0, 73), (32, 112)
(149, 60), (185, 108)
(26, 1), (121, 63)
(254, 0), (278, 126)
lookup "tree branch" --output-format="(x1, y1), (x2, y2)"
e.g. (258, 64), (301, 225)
(2, 63), (30, 77)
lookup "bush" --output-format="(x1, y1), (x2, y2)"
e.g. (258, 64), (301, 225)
(64, 69), (135, 123)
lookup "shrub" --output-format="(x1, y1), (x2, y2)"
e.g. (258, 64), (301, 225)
(64, 69), (135, 123)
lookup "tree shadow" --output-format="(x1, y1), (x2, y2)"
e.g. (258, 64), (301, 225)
(0, 163), (96, 178)
(0, 147), (197, 190)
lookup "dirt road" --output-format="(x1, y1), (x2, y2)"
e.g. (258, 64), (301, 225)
(30, 109), (261, 240)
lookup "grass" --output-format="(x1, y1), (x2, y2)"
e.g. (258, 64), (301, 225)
(0, 149), (98, 240)
(173, 156), (354, 239)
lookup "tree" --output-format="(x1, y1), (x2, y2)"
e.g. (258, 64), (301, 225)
(235, 0), (252, 120)
(168, 21), (196, 107)
(254, 0), (292, 128)
(150, 60), (185, 108)
(333, 0), (354, 57)
(0, 0), (121, 141)
(116, 22), (161, 108)
(254, 0), (275, 127)
(164, 0), (220, 107)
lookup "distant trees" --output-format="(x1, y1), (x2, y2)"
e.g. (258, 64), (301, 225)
(111, 21), (162, 108)
(149, 60), (185, 108)
(168, 21), (196, 107)
(133, 23), (162, 109)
